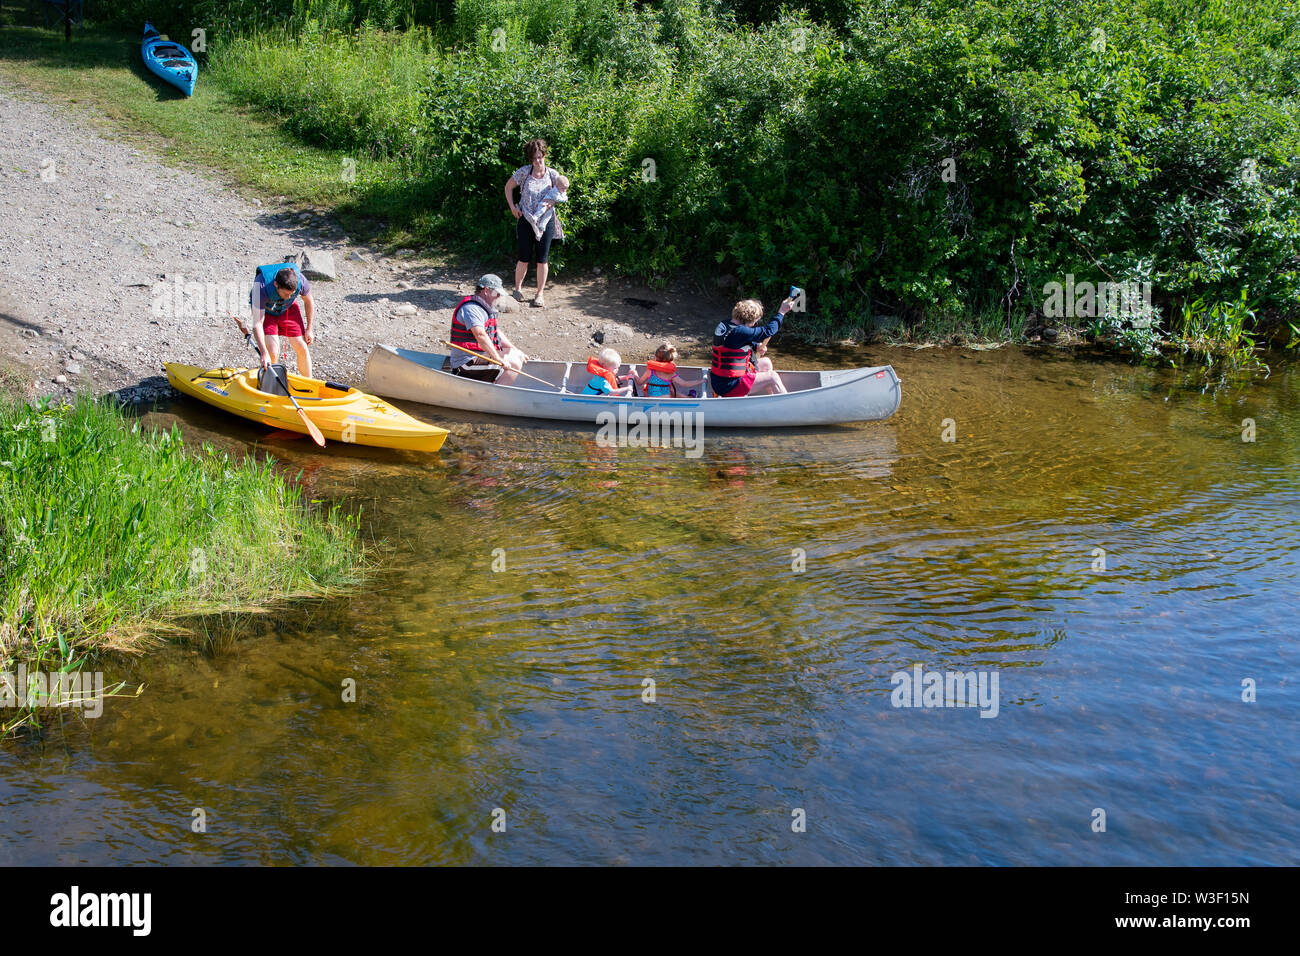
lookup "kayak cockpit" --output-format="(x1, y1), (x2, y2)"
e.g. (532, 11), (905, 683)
(239, 370), (358, 404)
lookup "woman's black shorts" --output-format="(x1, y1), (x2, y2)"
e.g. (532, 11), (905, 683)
(516, 215), (557, 264)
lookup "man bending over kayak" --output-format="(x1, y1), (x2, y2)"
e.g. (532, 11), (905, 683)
(250, 261), (315, 379)
(447, 274), (528, 385)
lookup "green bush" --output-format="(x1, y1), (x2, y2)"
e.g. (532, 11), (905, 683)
(92, 0), (1300, 339)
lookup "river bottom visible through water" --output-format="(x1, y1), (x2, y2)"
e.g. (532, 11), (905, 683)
(2, 346), (1297, 865)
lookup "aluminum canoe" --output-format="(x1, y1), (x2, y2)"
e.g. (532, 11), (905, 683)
(365, 345), (901, 427)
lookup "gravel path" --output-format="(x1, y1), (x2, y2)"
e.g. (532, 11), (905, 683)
(0, 81), (712, 403)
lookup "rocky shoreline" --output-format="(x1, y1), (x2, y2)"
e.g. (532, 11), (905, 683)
(0, 82), (721, 407)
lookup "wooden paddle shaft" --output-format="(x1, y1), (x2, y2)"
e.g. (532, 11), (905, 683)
(228, 313), (325, 446)
(440, 340), (557, 389)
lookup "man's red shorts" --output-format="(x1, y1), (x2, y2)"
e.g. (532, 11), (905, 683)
(263, 302), (305, 338)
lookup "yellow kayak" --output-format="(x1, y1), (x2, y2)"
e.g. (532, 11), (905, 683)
(164, 363), (448, 452)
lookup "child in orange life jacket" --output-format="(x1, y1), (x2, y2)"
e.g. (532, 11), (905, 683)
(582, 348), (636, 396)
(629, 343), (704, 397)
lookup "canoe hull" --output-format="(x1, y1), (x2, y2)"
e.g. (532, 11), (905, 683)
(142, 22), (197, 96)
(365, 345), (901, 427)
(164, 363), (448, 452)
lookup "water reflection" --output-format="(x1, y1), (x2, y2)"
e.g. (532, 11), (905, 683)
(2, 349), (1297, 865)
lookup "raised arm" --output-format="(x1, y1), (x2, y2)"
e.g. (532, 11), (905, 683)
(736, 299), (794, 346)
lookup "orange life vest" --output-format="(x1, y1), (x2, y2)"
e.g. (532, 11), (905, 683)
(450, 295), (501, 353)
(583, 356), (621, 394)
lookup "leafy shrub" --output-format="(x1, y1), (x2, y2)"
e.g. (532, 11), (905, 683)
(100, 0), (1300, 339)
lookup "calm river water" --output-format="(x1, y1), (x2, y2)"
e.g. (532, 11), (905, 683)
(2, 346), (1297, 865)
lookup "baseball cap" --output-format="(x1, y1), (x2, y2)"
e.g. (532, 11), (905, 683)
(476, 274), (505, 293)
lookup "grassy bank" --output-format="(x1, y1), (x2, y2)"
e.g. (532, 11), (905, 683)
(0, 19), (408, 222)
(0, 392), (365, 736)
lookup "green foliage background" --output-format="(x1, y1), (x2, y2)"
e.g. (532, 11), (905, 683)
(86, 0), (1300, 335)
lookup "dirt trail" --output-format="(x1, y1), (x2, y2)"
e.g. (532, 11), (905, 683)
(0, 82), (721, 403)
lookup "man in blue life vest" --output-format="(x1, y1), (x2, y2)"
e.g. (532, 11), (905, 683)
(447, 274), (528, 385)
(249, 260), (315, 379)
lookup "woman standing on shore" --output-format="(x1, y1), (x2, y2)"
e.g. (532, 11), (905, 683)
(504, 138), (567, 308)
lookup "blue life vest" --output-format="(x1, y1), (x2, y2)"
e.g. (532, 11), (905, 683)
(253, 262), (303, 316)
(646, 371), (674, 397)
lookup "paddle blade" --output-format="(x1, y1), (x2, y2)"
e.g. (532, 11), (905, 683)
(296, 406), (326, 447)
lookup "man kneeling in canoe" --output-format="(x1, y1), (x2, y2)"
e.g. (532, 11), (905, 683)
(447, 274), (528, 385)
(250, 260), (315, 379)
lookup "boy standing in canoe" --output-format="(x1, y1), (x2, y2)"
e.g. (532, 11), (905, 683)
(250, 261), (315, 379)
(447, 274), (529, 385)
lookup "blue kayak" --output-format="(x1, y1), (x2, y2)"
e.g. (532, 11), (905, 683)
(141, 22), (196, 97)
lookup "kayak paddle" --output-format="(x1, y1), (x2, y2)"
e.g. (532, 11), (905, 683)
(230, 314), (326, 447)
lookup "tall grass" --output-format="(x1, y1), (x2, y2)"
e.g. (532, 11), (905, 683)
(1165, 289), (1269, 380)
(0, 395), (365, 734)
(212, 22), (435, 160)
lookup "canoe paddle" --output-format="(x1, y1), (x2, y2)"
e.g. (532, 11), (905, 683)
(229, 314), (326, 447)
(440, 340), (561, 390)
